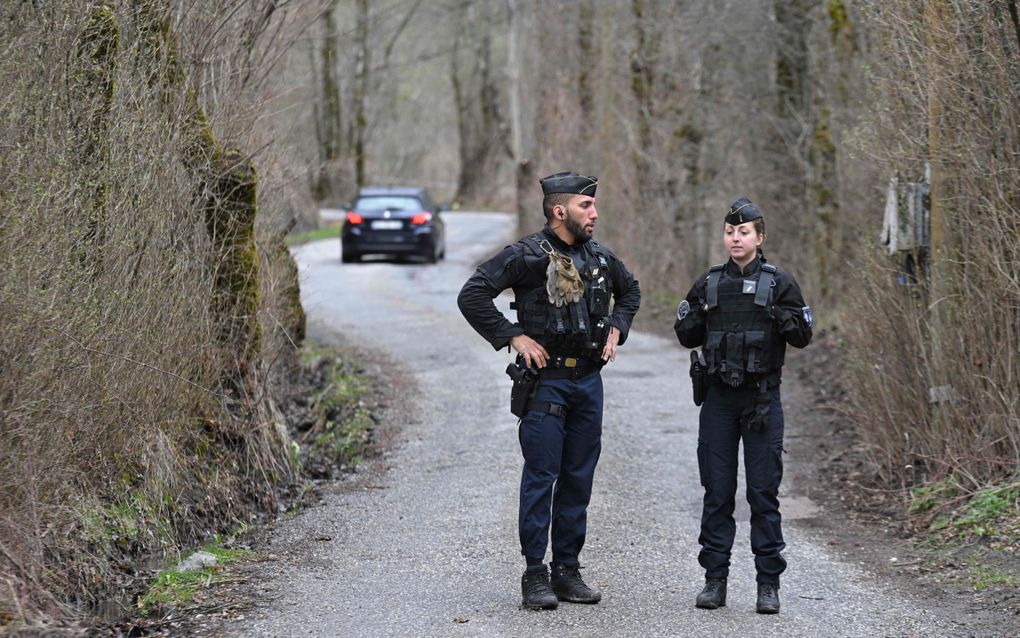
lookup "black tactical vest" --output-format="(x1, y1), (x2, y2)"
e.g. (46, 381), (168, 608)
(703, 262), (784, 387)
(509, 234), (613, 354)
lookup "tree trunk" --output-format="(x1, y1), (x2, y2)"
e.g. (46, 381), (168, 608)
(314, 3), (344, 200)
(353, 0), (369, 187)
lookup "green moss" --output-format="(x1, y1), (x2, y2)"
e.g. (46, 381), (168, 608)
(138, 540), (253, 616)
(826, 0), (851, 40)
(273, 233), (307, 345)
(812, 110), (836, 159)
(70, 5), (120, 277)
(672, 124), (703, 145)
(963, 564), (1019, 591)
(206, 150), (262, 367)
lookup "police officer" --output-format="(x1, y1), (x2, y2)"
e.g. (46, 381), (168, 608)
(458, 172), (641, 610)
(674, 197), (812, 614)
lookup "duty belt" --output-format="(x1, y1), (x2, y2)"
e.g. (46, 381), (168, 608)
(538, 355), (601, 380)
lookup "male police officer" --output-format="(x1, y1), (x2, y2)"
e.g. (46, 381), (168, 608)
(674, 198), (812, 614)
(457, 172), (640, 610)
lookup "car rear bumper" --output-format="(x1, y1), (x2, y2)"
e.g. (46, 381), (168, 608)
(342, 227), (435, 255)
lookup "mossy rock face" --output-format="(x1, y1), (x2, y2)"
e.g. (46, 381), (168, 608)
(826, 0), (857, 55)
(70, 5), (120, 278)
(207, 150), (262, 366)
(273, 237), (306, 346)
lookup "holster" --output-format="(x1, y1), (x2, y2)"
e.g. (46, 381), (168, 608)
(690, 349), (708, 406)
(507, 363), (539, 418)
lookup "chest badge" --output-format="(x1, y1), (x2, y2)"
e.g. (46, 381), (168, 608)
(743, 280), (757, 294)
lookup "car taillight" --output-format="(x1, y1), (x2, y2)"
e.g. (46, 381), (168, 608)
(411, 212), (431, 225)
(346, 211), (363, 225)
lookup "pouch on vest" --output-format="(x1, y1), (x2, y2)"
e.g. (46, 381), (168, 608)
(721, 332), (746, 387)
(588, 286), (610, 317)
(744, 330), (766, 373)
(704, 331), (725, 375)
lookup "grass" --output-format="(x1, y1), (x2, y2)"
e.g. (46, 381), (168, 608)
(285, 225), (339, 246)
(916, 481), (1020, 555)
(309, 350), (374, 469)
(139, 538), (254, 615)
(964, 563), (1019, 591)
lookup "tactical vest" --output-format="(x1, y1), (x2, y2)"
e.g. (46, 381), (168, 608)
(703, 262), (784, 387)
(509, 234), (613, 354)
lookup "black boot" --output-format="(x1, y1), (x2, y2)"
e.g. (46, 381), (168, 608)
(550, 562), (602, 604)
(756, 582), (780, 614)
(521, 565), (558, 610)
(695, 576), (727, 609)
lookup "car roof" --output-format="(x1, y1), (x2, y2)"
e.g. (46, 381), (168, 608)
(357, 186), (429, 198)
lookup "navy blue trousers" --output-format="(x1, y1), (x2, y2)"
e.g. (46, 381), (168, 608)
(697, 383), (786, 585)
(518, 372), (603, 565)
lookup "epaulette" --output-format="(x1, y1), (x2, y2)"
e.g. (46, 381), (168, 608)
(761, 263), (777, 274)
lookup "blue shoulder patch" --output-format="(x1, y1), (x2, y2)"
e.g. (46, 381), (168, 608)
(802, 306), (814, 327)
(677, 300), (690, 322)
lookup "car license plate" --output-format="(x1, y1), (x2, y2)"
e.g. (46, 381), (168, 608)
(371, 220), (402, 230)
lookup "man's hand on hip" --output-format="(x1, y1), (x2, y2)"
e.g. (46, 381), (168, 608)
(601, 327), (620, 363)
(511, 334), (550, 369)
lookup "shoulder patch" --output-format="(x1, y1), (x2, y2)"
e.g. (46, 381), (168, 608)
(677, 299), (690, 322)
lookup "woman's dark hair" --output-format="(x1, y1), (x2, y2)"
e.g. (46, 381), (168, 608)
(754, 217), (766, 259)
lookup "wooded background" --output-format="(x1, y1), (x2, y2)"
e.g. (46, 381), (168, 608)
(1, 0), (1018, 629)
(292, 0), (1019, 492)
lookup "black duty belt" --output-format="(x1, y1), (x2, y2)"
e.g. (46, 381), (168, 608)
(708, 370), (782, 389)
(539, 355), (601, 380)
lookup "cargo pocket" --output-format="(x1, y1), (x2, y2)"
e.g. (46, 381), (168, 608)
(704, 331), (725, 375)
(697, 439), (709, 487)
(744, 330), (766, 373)
(721, 332), (745, 387)
(768, 441), (784, 491)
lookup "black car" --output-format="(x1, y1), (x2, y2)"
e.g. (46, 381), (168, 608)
(340, 186), (447, 263)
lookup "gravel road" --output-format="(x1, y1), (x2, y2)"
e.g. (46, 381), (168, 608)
(220, 212), (973, 637)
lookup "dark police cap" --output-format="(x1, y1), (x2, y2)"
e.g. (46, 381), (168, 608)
(725, 197), (763, 225)
(539, 171), (597, 197)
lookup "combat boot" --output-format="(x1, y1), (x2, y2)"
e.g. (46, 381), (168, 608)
(756, 582), (780, 614)
(550, 562), (601, 604)
(695, 576), (727, 609)
(521, 565), (558, 610)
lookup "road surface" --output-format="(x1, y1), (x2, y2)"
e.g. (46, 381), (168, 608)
(221, 212), (967, 637)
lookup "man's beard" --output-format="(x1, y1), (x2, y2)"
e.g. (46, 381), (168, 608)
(565, 215), (593, 244)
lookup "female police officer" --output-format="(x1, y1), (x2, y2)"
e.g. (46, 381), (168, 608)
(674, 197), (812, 614)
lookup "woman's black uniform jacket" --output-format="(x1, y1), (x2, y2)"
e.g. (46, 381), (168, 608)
(674, 256), (812, 379)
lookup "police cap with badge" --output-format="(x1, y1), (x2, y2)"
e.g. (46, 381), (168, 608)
(725, 197), (762, 225)
(540, 171), (598, 197)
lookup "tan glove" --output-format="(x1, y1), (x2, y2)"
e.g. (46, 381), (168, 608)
(555, 255), (584, 304)
(545, 252), (583, 306)
(546, 258), (562, 306)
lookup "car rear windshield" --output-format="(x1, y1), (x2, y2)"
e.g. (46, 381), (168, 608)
(354, 196), (422, 212)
